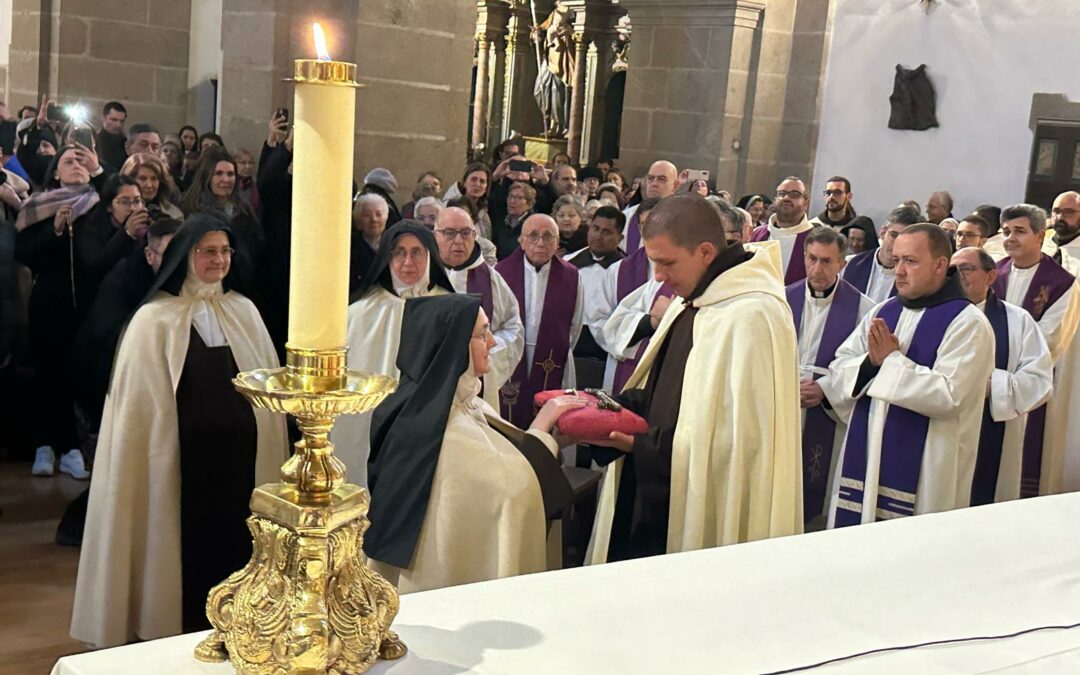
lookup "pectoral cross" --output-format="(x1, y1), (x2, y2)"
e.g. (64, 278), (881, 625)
(535, 349), (562, 390)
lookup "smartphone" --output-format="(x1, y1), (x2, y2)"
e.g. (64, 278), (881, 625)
(72, 126), (95, 149)
(509, 159), (533, 173)
(686, 169), (710, 183)
(275, 107), (289, 122)
(47, 104), (68, 123)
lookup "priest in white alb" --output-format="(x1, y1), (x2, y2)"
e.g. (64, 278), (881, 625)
(434, 206), (524, 408)
(828, 225), (994, 527)
(331, 223), (454, 485)
(582, 195), (803, 563)
(992, 204), (1080, 496)
(951, 247), (1053, 504)
(1045, 192), (1080, 492)
(748, 176), (814, 285)
(841, 205), (923, 304)
(783, 227), (873, 527)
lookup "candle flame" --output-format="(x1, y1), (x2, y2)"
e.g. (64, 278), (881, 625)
(313, 22), (331, 61)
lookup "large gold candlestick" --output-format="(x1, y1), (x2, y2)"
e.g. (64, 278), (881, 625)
(194, 25), (406, 675)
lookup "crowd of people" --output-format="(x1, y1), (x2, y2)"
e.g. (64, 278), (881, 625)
(3, 96), (1080, 650)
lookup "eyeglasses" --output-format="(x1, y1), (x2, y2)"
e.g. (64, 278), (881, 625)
(391, 248), (427, 263)
(195, 246), (235, 258)
(955, 230), (985, 241)
(1052, 208), (1079, 219)
(507, 193), (530, 202)
(776, 190), (805, 199)
(523, 232), (557, 244)
(435, 228), (475, 241)
(823, 190), (846, 197)
(954, 264), (984, 275)
(114, 197), (144, 208)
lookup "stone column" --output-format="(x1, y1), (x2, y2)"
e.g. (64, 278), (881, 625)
(566, 31), (589, 164)
(471, 33), (490, 151)
(486, 35), (507, 149)
(616, 0), (767, 192)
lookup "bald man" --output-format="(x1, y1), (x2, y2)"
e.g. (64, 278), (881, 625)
(436, 207), (524, 408)
(495, 214), (584, 426)
(749, 176), (815, 284)
(584, 194), (802, 562)
(623, 160), (678, 252)
(828, 225), (993, 527)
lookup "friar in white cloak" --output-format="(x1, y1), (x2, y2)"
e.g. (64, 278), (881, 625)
(331, 222), (453, 486)
(991, 204), (1080, 496)
(71, 214), (288, 647)
(494, 214), (584, 427)
(782, 227), (874, 526)
(828, 225), (994, 528)
(583, 195), (803, 563)
(951, 247), (1053, 504)
(434, 206), (523, 409)
(365, 294), (576, 593)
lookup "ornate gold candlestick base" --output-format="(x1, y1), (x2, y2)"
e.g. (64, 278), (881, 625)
(193, 347), (406, 674)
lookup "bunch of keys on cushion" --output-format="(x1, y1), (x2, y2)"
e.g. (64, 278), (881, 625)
(563, 388), (623, 412)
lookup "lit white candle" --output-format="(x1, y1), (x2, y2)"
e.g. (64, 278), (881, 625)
(287, 23), (358, 351)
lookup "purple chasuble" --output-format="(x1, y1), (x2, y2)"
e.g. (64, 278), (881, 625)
(616, 247), (650, 302)
(495, 249), (579, 426)
(466, 262), (494, 321)
(833, 297), (969, 527)
(992, 254), (1075, 497)
(842, 248), (897, 299)
(625, 208), (642, 252)
(612, 283), (676, 393)
(970, 292), (1010, 506)
(786, 278), (863, 523)
(749, 225), (809, 284)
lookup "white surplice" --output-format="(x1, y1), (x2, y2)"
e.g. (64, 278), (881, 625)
(332, 285), (450, 486)
(603, 275), (666, 363)
(763, 214), (813, 278)
(446, 259), (525, 409)
(565, 248), (620, 390)
(620, 203), (641, 252)
(980, 299), (1054, 501)
(826, 301), (995, 526)
(519, 259), (585, 390)
(793, 282), (875, 518)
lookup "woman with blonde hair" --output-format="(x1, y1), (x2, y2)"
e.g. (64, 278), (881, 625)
(121, 152), (183, 219)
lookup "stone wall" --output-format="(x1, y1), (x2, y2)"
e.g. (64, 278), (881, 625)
(6, 0), (191, 132)
(217, 0), (476, 206)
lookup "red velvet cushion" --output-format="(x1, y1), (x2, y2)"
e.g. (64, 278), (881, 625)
(533, 390), (648, 441)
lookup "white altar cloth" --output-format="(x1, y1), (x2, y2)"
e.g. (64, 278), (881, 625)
(52, 494), (1080, 674)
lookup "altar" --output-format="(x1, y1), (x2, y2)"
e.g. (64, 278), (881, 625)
(52, 493), (1080, 674)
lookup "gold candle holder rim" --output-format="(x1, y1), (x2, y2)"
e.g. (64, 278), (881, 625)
(289, 59), (363, 88)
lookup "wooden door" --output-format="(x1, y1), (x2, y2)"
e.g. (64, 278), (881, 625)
(1026, 121), (1080, 209)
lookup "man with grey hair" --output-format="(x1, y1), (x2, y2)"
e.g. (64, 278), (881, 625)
(992, 203), (1080, 497)
(784, 227), (874, 527)
(842, 205), (922, 303)
(583, 193), (802, 561)
(926, 190), (954, 224)
(951, 246), (1052, 504)
(124, 123), (162, 157)
(435, 206), (524, 408)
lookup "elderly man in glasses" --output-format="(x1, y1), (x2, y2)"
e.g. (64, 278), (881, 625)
(749, 176), (815, 284)
(436, 206), (524, 408)
(495, 213), (584, 426)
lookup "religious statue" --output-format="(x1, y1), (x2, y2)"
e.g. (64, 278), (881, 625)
(532, 1), (575, 138)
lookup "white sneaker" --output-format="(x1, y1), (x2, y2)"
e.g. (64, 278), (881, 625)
(32, 446), (55, 476)
(59, 449), (90, 480)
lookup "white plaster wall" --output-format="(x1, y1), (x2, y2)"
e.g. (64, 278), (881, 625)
(187, 0), (223, 131)
(811, 0), (1080, 225)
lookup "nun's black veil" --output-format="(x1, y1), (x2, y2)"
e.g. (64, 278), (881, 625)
(138, 212), (249, 308)
(351, 220), (454, 303)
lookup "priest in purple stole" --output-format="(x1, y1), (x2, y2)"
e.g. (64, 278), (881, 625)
(436, 207), (524, 409)
(951, 247), (1053, 505)
(784, 228), (874, 527)
(747, 176), (813, 285)
(827, 225), (994, 527)
(992, 203), (1080, 496)
(495, 214), (584, 426)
